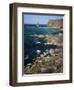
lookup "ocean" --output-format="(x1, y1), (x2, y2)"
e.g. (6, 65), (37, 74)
(24, 26), (63, 66)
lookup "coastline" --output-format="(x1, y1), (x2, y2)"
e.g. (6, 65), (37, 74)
(36, 26), (63, 30)
(38, 26), (63, 30)
(24, 32), (63, 74)
(48, 27), (63, 30)
(24, 24), (63, 30)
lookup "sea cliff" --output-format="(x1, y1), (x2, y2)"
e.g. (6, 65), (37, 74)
(48, 19), (63, 30)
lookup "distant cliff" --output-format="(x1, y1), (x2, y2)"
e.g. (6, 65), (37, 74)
(48, 19), (63, 30)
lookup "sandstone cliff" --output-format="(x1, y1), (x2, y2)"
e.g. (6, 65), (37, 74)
(48, 19), (63, 29)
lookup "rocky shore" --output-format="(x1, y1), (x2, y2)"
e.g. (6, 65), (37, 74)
(31, 33), (63, 47)
(24, 33), (63, 74)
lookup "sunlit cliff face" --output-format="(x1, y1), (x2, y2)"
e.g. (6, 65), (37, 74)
(48, 19), (63, 29)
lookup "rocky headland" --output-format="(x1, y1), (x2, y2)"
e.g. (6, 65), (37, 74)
(48, 19), (63, 30)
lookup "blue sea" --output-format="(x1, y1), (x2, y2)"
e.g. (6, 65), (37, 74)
(24, 26), (63, 66)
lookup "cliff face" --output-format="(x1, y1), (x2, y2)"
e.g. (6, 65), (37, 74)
(48, 19), (63, 29)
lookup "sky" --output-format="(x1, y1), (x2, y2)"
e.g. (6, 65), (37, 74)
(24, 14), (64, 25)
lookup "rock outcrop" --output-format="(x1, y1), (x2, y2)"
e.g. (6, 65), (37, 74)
(48, 19), (63, 29)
